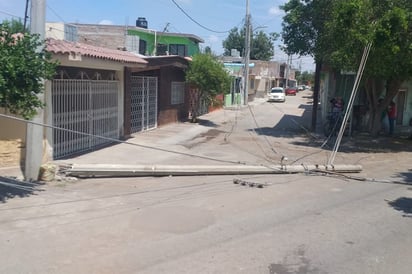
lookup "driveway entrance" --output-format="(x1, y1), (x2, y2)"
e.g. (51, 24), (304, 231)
(52, 79), (119, 159)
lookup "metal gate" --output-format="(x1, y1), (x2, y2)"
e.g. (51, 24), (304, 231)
(52, 79), (119, 159)
(130, 76), (158, 133)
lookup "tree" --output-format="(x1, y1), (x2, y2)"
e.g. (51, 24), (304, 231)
(186, 53), (231, 121)
(0, 19), (25, 33)
(0, 21), (57, 119)
(326, 0), (412, 135)
(296, 70), (314, 86)
(203, 46), (212, 55)
(281, 0), (334, 131)
(222, 27), (244, 56)
(251, 31), (279, 61)
(222, 27), (278, 61)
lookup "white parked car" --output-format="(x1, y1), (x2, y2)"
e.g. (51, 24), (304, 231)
(267, 87), (285, 102)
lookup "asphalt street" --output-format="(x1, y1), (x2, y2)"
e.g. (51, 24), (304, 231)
(1, 89), (411, 274)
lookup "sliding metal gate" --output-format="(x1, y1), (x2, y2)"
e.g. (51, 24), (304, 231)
(130, 76), (158, 133)
(52, 79), (119, 159)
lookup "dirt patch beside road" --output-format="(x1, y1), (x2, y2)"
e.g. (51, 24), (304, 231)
(0, 139), (23, 167)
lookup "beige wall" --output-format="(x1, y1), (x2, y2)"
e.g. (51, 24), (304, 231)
(46, 22), (65, 40)
(400, 81), (412, 126)
(75, 24), (127, 50)
(0, 109), (26, 141)
(46, 23), (127, 50)
(250, 61), (281, 94)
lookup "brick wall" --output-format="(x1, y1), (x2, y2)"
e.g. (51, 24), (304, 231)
(75, 24), (127, 50)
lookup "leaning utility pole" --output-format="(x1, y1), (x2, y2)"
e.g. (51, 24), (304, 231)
(25, 0), (46, 180)
(243, 0), (251, 105)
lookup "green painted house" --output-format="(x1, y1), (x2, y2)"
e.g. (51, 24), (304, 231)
(47, 21), (204, 58)
(127, 28), (203, 57)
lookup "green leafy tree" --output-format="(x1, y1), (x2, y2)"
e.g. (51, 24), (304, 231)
(296, 70), (314, 86)
(222, 27), (278, 61)
(186, 53), (231, 121)
(326, 0), (412, 135)
(222, 27), (245, 56)
(281, 0), (334, 131)
(1, 19), (25, 33)
(203, 46), (212, 55)
(251, 31), (279, 61)
(0, 21), (57, 119)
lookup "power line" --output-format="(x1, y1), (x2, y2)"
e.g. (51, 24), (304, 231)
(46, 4), (66, 23)
(0, 113), (251, 166)
(0, 10), (24, 20)
(171, 0), (230, 34)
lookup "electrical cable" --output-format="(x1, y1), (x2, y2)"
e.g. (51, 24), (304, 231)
(0, 10), (23, 20)
(0, 176), (44, 192)
(247, 104), (278, 156)
(171, 0), (231, 34)
(221, 102), (279, 165)
(266, 96), (335, 165)
(46, 4), (66, 23)
(0, 113), (254, 166)
(328, 43), (372, 165)
(223, 104), (240, 141)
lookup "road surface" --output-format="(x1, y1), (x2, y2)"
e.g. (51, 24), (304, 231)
(1, 89), (411, 274)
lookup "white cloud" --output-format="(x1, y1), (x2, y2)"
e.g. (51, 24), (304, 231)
(98, 20), (114, 25)
(269, 6), (284, 16)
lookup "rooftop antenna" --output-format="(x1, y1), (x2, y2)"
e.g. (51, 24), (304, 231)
(162, 22), (170, 32)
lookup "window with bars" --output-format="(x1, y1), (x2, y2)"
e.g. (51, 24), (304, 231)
(169, 44), (187, 57)
(156, 44), (168, 56)
(171, 82), (185, 105)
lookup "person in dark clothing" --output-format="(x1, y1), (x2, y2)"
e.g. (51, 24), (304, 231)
(387, 101), (397, 135)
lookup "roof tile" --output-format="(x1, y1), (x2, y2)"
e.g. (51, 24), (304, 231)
(46, 38), (147, 65)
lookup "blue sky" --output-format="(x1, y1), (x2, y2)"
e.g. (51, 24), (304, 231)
(0, 0), (314, 71)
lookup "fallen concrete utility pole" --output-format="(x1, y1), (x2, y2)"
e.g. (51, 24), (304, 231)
(65, 164), (362, 178)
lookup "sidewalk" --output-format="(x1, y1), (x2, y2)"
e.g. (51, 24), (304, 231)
(53, 108), (238, 167)
(0, 103), (248, 180)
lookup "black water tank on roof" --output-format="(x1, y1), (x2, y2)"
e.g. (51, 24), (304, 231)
(136, 17), (148, 29)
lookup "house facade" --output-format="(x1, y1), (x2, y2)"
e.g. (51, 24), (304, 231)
(46, 38), (148, 159)
(40, 22), (206, 159)
(320, 67), (412, 134)
(221, 56), (297, 103)
(46, 21), (204, 58)
(124, 55), (191, 136)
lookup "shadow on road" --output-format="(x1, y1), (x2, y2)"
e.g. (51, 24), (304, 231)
(0, 176), (44, 203)
(250, 104), (412, 154)
(387, 197), (412, 217)
(397, 170), (412, 183)
(197, 118), (219, 128)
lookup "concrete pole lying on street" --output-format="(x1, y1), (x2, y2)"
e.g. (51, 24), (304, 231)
(65, 164), (363, 178)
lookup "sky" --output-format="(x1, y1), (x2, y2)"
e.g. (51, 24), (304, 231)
(0, 0), (315, 71)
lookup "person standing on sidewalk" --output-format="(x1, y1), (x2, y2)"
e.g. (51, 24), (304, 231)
(387, 101), (397, 135)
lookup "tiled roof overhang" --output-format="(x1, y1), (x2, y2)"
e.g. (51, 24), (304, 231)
(46, 38), (147, 65)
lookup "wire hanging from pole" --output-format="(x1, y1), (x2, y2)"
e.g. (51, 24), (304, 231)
(328, 43), (372, 166)
(23, 0), (30, 31)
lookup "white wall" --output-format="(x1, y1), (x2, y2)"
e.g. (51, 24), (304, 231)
(46, 22), (65, 40)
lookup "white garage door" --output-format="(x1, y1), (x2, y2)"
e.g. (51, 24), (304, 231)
(52, 79), (119, 159)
